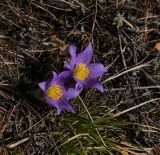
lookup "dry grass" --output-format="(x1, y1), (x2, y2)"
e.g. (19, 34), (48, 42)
(0, 0), (160, 154)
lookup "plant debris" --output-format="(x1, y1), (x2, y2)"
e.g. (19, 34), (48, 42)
(0, 0), (160, 154)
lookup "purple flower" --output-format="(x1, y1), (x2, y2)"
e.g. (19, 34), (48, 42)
(38, 71), (80, 115)
(64, 43), (107, 92)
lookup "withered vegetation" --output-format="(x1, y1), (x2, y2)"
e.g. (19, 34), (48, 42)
(0, 0), (160, 154)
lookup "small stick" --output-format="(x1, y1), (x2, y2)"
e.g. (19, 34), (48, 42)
(105, 85), (160, 92)
(103, 63), (150, 83)
(112, 98), (160, 117)
(118, 28), (127, 68)
(7, 138), (29, 149)
(32, 2), (58, 21)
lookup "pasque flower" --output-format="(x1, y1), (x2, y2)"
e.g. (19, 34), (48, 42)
(38, 71), (80, 115)
(64, 43), (107, 92)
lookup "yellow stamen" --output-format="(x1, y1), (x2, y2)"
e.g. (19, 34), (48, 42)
(73, 63), (89, 80)
(46, 85), (63, 100)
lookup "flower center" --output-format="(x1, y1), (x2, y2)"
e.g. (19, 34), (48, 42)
(46, 85), (63, 100)
(73, 63), (89, 80)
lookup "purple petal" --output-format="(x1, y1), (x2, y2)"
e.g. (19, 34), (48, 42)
(58, 98), (74, 115)
(66, 88), (81, 100)
(46, 71), (57, 87)
(64, 62), (71, 69)
(75, 83), (82, 90)
(76, 43), (93, 65)
(45, 97), (74, 115)
(58, 71), (72, 84)
(84, 80), (104, 92)
(38, 82), (47, 91)
(45, 97), (61, 114)
(46, 77), (56, 88)
(47, 71), (71, 87)
(69, 45), (77, 68)
(52, 71), (57, 78)
(74, 79), (86, 88)
(88, 63), (107, 79)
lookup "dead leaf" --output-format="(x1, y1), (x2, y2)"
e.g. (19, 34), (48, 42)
(60, 44), (69, 56)
(121, 150), (129, 155)
(51, 36), (65, 47)
(154, 42), (160, 53)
